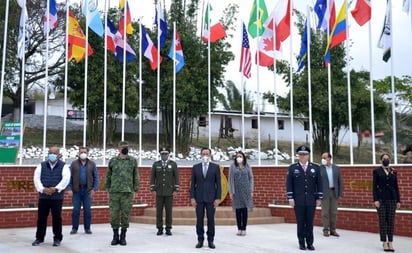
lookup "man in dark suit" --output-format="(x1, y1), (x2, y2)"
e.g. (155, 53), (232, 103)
(190, 147), (221, 249)
(286, 145), (323, 251)
(320, 152), (343, 237)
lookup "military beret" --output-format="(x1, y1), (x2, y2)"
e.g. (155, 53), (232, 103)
(296, 145), (310, 154)
(159, 147), (170, 154)
(118, 141), (129, 147)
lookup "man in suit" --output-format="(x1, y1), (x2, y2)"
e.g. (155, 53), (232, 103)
(320, 152), (343, 237)
(190, 147), (221, 249)
(286, 145), (323, 251)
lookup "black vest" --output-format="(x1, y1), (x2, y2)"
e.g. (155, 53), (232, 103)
(39, 160), (65, 200)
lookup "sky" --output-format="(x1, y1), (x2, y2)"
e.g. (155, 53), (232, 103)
(73, 0), (412, 110)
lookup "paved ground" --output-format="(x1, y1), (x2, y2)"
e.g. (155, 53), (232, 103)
(0, 223), (410, 252)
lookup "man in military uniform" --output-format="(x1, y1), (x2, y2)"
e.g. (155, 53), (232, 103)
(104, 141), (140, 246)
(150, 147), (180, 236)
(286, 145), (323, 251)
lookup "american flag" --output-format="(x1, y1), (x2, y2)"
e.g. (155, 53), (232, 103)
(239, 23), (252, 79)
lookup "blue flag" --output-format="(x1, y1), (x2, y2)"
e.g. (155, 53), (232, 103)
(155, 2), (168, 48)
(83, 0), (104, 37)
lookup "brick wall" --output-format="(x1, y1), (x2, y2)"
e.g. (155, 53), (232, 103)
(0, 164), (411, 236)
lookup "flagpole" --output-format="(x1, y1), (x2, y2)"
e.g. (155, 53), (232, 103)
(18, 0), (27, 165)
(288, 0), (294, 161)
(63, 0), (70, 160)
(368, 9), (376, 165)
(272, 16), (278, 165)
(326, 2), (333, 156)
(239, 21), (245, 151)
(139, 22), (143, 166)
(307, 6), (313, 162)
(103, 0), (109, 165)
(345, 0), (353, 164)
(43, 0), (51, 160)
(256, 0), (261, 165)
(156, 1), (161, 157)
(121, 0), (127, 141)
(0, 0), (10, 128)
(172, 22), (177, 160)
(83, 2), (89, 147)
(206, 0), (212, 150)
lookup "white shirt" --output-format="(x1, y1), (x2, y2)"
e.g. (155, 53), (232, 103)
(33, 161), (71, 193)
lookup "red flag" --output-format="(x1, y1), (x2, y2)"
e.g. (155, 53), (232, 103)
(67, 11), (93, 62)
(351, 0), (371, 26)
(239, 23), (251, 79)
(202, 3), (227, 43)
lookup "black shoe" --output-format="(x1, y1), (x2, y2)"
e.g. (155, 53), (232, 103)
(31, 239), (43, 246)
(195, 241), (203, 248)
(165, 230), (172, 236)
(299, 245), (306, 250)
(70, 229), (77, 234)
(85, 230), (92, 234)
(157, 230), (163, 236)
(208, 241), (216, 249)
(307, 245), (315, 250)
(53, 239), (61, 247)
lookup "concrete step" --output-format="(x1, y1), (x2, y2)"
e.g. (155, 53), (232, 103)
(131, 206), (285, 225)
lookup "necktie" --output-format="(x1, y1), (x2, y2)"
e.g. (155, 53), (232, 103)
(203, 164), (207, 177)
(302, 164), (307, 172)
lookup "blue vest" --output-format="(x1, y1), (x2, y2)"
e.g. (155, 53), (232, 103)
(39, 160), (65, 200)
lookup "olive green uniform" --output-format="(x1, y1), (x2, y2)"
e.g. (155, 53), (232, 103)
(105, 155), (140, 229)
(150, 159), (179, 231)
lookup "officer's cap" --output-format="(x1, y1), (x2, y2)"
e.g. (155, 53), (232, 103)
(296, 145), (310, 154)
(159, 147), (170, 154)
(118, 141), (129, 147)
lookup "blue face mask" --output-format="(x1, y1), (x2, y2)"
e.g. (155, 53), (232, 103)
(161, 155), (168, 161)
(48, 154), (58, 162)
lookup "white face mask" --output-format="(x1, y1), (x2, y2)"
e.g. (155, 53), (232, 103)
(236, 157), (243, 164)
(321, 159), (327, 165)
(202, 156), (209, 163)
(79, 153), (88, 160)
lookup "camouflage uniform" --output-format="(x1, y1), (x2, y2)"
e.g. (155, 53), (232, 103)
(104, 155), (140, 229)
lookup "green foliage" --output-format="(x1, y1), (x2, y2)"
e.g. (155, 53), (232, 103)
(218, 80), (254, 112)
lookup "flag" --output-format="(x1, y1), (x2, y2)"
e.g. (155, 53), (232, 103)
(106, 18), (136, 63)
(17, 0), (28, 59)
(82, 0), (104, 36)
(247, 0), (268, 38)
(324, 1), (347, 64)
(297, 19), (309, 72)
(239, 22), (251, 79)
(67, 11), (93, 63)
(378, 0), (391, 62)
(351, 0), (371, 26)
(168, 28), (185, 73)
(119, 0), (134, 36)
(43, 0), (57, 34)
(202, 3), (227, 43)
(155, 1), (168, 48)
(403, 0), (410, 12)
(314, 0), (336, 31)
(141, 25), (162, 70)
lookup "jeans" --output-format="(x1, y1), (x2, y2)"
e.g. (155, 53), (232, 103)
(72, 188), (92, 231)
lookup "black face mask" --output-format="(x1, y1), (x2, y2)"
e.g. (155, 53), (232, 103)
(382, 159), (390, 167)
(121, 148), (129, 155)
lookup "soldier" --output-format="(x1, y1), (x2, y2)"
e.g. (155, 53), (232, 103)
(150, 147), (180, 236)
(104, 141), (140, 246)
(286, 145), (323, 251)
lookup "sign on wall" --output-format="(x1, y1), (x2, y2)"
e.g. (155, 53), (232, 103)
(0, 122), (23, 163)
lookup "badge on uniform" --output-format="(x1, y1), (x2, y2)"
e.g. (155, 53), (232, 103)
(294, 169), (300, 174)
(311, 168), (315, 173)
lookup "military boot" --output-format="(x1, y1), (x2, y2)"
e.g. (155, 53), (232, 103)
(119, 228), (127, 246)
(111, 229), (119, 245)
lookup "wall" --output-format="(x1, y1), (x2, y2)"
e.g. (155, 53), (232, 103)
(0, 165), (411, 236)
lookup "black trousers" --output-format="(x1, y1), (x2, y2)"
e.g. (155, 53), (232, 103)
(235, 207), (248, 230)
(35, 198), (64, 241)
(294, 205), (316, 247)
(155, 195), (173, 230)
(377, 200), (397, 242)
(195, 201), (215, 242)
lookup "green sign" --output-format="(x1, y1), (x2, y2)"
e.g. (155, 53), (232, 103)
(0, 122), (22, 163)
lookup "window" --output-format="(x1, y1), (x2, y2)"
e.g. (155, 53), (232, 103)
(198, 116), (207, 127)
(67, 110), (84, 120)
(252, 119), (258, 129)
(304, 121), (309, 131)
(278, 120), (284, 130)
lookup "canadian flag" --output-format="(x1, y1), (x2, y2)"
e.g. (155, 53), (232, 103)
(256, 0), (291, 66)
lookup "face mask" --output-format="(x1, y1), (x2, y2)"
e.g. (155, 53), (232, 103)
(236, 157), (243, 164)
(48, 154), (58, 162)
(202, 156), (209, 163)
(321, 159), (327, 165)
(382, 159), (390, 167)
(161, 155), (168, 161)
(121, 148), (129, 155)
(79, 153), (88, 160)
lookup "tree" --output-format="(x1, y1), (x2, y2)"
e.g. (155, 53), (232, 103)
(263, 12), (387, 155)
(217, 80), (254, 112)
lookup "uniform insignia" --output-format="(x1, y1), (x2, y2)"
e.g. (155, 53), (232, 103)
(311, 168), (315, 173)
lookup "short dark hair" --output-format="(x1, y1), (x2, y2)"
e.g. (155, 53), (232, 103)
(79, 146), (89, 152)
(201, 147), (211, 155)
(380, 153), (391, 160)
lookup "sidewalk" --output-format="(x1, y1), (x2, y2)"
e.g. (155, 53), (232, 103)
(0, 223), (410, 252)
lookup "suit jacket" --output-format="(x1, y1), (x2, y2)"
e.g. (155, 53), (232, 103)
(373, 166), (400, 203)
(320, 164), (343, 198)
(190, 162), (221, 203)
(286, 162), (323, 206)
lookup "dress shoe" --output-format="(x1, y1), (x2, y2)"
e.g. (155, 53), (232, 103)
(208, 241), (216, 249)
(31, 239), (43, 246)
(330, 231), (340, 237)
(70, 229), (77, 235)
(165, 230), (172, 236)
(85, 230), (92, 234)
(387, 242), (395, 252)
(323, 230), (329, 237)
(299, 245), (306, 250)
(53, 239), (61, 247)
(156, 230), (163, 236)
(307, 245), (315, 250)
(195, 241), (203, 248)
(236, 230), (242, 236)
(241, 230), (246, 236)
